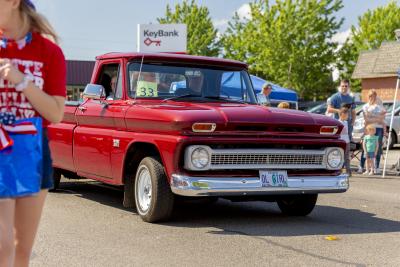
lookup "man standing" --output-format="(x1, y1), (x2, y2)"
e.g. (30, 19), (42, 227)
(257, 83), (272, 106)
(327, 79), (356, 139)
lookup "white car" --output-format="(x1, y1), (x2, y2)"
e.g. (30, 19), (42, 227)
(352, 102), (400, 149)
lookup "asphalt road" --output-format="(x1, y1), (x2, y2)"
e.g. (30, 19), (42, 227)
(31, 151), (400, 267)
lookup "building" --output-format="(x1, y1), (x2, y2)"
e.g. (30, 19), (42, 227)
(352, 41), (400, 102)
(66, 60), (95, 100)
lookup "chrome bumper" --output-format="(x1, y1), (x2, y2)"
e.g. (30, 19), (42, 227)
(170, 174), (349, 197)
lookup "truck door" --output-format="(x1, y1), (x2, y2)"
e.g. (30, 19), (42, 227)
(74, 61), (121, 180)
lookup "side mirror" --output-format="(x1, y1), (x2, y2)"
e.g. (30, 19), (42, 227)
(83, 84), (105, 100)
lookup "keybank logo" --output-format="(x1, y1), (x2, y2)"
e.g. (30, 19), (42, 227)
(143, 30), (179, 38)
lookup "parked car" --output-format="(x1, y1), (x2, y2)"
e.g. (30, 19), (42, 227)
(48, 52), (348, 223)
(306, 101), (365, 116)
(352, 101), (400, 149)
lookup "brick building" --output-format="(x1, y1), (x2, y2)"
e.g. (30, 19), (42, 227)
(66, 60), (95, 100)
(352, 41), (400, 102)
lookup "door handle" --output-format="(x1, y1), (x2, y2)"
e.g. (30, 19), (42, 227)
(78, 106), (87, 112)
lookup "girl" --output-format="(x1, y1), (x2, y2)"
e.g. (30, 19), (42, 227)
(363, 125), (379, 175)
(0, 0), (66, 266)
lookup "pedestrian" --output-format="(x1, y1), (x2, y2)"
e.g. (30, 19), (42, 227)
(325, 97), (335, 118)
(362, 125), (379, 175)
(338, 107), (351, 176)
(0, 0), (66, 266)
(327, 79), (356, 140)
(357, 89), (386, 174)
(277, 101), (290, 109)
(257, 83), (272, 106)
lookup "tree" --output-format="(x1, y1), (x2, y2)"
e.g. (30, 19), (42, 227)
(338, 1), (400, 91)
(157, 0), (220, 56)
(222, 0), (344, 100)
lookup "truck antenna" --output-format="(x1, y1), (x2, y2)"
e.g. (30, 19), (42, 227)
(134, 55), (145, 101)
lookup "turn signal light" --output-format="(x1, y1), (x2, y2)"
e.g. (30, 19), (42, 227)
(320, 126), (338, 135)
(192, 123), (216, 133)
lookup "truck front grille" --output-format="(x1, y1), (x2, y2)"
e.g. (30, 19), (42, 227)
(211, 154), (324, 166)
(208, 149), (326, 170)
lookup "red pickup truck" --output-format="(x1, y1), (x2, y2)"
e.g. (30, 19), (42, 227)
(48, 52), (348, 222)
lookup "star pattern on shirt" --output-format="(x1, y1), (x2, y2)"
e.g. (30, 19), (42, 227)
(0, 112), (16, 125)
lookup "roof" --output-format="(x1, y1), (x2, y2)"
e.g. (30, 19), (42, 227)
(352, 41), (400, 79)
(96, 52), (248, 69)
(66, 60), (95, 85)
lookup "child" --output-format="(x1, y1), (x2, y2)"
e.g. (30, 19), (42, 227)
(339, 107), (351, 175)
(363, 125), (379, 175)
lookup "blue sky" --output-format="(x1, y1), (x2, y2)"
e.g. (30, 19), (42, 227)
(33, 0), (399, 60)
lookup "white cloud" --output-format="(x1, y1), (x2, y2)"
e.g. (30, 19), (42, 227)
(332, 29), (351, 45)
(214, 3), (252, 34)
(237, 3), (252, 20)
(213, 18), (229, 33)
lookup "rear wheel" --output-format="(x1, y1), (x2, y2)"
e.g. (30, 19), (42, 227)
(134, 157), (174, 222)
(49, 169), (62, 192)
(277, 194), (318, 216)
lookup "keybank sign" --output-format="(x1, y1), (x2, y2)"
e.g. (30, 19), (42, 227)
(138, 24), (187, 53)
(143, 30), (179, 38)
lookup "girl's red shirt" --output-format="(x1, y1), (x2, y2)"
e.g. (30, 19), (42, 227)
(0, 32), (66, 127)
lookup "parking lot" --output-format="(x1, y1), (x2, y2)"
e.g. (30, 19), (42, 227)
(30, 148), (400, 267)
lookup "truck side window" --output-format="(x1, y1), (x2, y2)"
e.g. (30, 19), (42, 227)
(96, 63), (119, 99)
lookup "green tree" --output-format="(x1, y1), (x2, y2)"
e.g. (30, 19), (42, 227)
(157, 0), (220, 56)
(338, 1), (400, 91)
(222, 0), (343, 100)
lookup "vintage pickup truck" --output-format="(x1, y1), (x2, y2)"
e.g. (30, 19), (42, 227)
(48, 52), (349, 222)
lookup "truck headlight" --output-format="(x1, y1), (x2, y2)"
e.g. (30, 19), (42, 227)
(191, 147), (210, 169)
(326, 148), (344, 169)
(184, 146), (211, 170)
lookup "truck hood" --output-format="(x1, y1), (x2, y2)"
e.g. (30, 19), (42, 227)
(125, 102), (342, 136)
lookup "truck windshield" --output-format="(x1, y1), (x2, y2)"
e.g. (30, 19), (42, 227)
(127, 62), (257, 104)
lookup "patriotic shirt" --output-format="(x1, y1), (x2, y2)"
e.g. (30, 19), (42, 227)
(0, 32), (66, 127)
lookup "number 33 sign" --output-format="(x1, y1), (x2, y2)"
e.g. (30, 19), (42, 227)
(136, 81), (158, 97)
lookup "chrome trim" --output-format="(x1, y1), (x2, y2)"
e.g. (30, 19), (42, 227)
(171, 174), (349, 197)
(184, 147), (344, 171)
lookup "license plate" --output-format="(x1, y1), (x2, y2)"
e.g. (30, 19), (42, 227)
(259, 170), (288, 187)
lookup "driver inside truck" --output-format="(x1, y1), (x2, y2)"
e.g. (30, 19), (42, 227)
(175, 70), (204, 96)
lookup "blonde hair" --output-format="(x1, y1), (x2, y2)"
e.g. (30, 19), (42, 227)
(368, 89), (378, 104)
(20, 1), (59, 43)
(277, 102), (290, 109)
(366, 124), (376, 132)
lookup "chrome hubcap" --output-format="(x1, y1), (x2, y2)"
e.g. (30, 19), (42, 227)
(137, 166), (152, 213)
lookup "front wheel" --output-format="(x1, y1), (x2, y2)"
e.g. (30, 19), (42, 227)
(277, 194), (318, 216)
(134, 157), (174, 223)
(49, 169), (62, 192)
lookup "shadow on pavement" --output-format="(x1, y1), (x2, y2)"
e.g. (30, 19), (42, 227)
(53, 179), (400, 238)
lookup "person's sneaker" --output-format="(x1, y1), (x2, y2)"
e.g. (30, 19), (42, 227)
(363, 171), (369, 175)
(374, 168), (381, 174)
(357, 167), (364, 174)
(369, 170), (374, 175)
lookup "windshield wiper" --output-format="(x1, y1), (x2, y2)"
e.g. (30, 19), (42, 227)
(203, 96), (246, 104)
(162, 94), (201, 102)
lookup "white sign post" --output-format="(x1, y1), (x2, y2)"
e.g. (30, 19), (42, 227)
(382, 69), (400, 177)
(137, 24), (187, 53)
